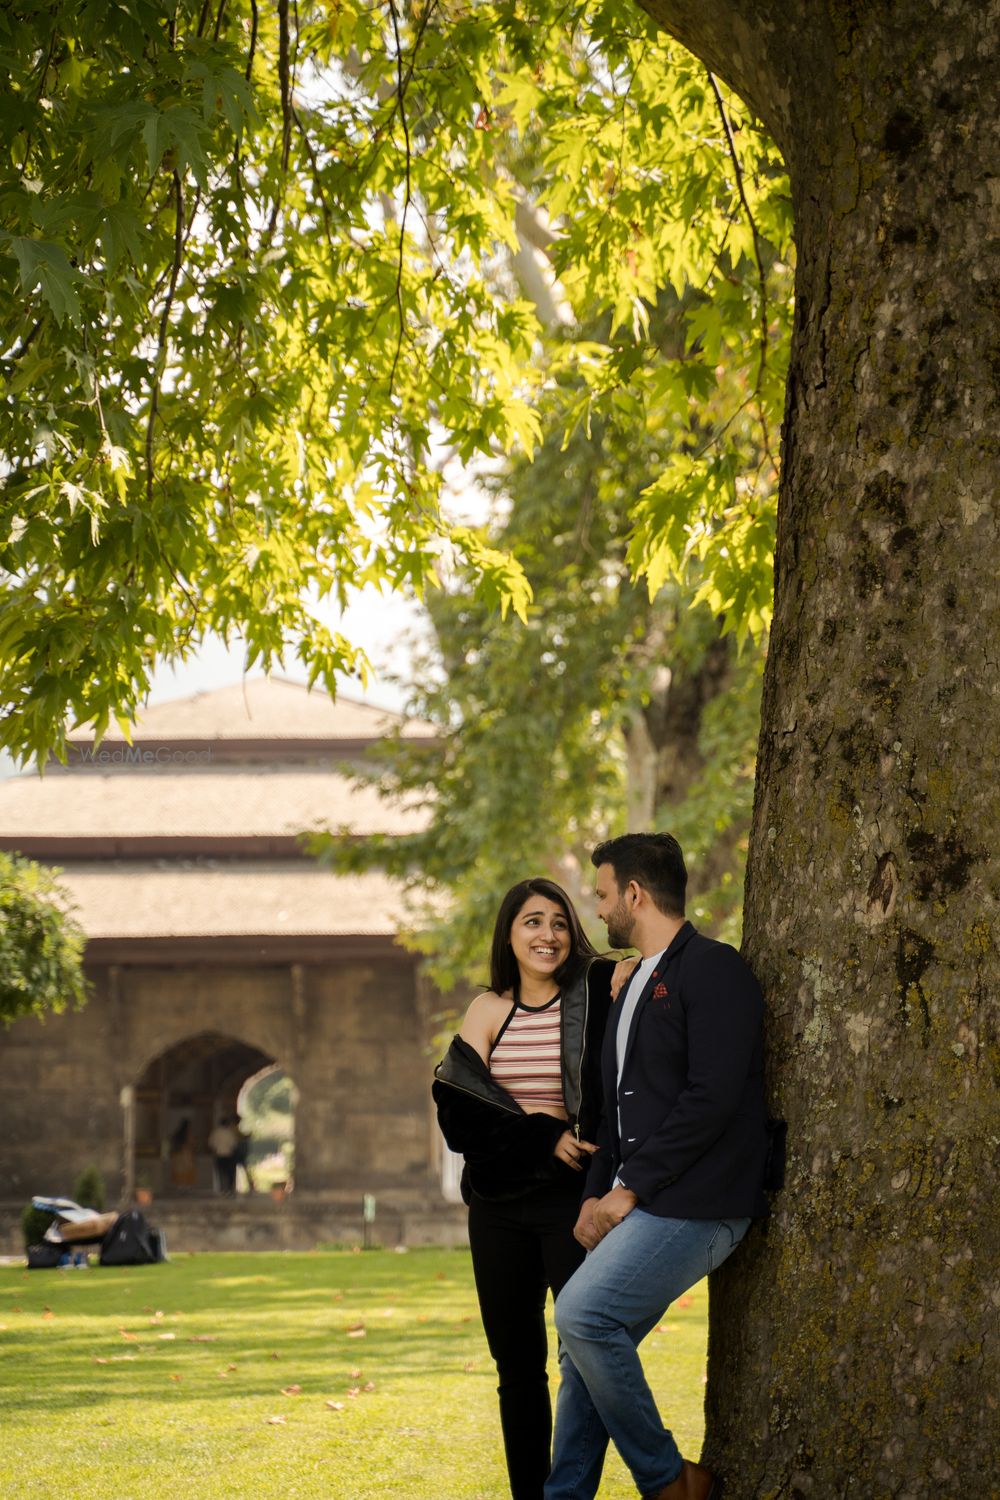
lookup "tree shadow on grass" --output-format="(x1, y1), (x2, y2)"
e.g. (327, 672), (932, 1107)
(0, 1250), (494, 1416)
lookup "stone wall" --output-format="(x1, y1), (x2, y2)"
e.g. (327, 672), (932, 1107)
(0, 951), (447, 1209)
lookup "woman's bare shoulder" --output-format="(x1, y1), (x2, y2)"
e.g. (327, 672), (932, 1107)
(462, 990), (511, 1022)
(459, 990), (512, 1059)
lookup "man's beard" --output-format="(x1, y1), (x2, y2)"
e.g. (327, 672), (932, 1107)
(605, 897), (635, 950)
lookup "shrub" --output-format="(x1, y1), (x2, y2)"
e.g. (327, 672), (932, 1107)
(74, 1165), (106, 1211)
(21, 1203), (55, 1249)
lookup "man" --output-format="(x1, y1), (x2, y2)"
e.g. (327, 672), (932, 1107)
(544, 833), (770, 1500)
(207, 1114), (240, 1195)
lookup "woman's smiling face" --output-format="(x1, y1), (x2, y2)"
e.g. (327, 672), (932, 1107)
(508, 894), (571, 983)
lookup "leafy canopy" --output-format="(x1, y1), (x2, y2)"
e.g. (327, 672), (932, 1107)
(320, 290), (768, 988)
(1, 0), (791, 763)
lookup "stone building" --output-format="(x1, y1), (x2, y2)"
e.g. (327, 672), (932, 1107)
(0, 679), (466, 1250)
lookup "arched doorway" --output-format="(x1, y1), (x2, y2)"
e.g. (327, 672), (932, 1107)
(238, 1064), (298, 1196)
(133, 1031), (276, 1195)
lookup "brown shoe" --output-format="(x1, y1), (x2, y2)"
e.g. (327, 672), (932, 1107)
(643, 1458), (724, 1500)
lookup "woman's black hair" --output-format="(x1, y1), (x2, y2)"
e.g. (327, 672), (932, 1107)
(488, 877), (600, 997)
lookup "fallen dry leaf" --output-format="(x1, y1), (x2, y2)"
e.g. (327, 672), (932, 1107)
(346, 1387), (360, 1398)
(188, 1334), (218, 1343)
(362, 1381), (376, 1392)
(325, 1400), (345, 1411)
(42, 1309), (54, 1321)
(269, 1351), (281, 1360)
(348, 1368), (362, 1379)
(95, 1358), (109, 1365)
(463, 1362), (476, 1373)
(119, 1328), (138, 1341)
(677, 1296), (694, 1309)
(346, 1328), (366, 1339)
(281, 1384), (301, 1396)
(266, 1414), (287, 1425)
(169, 1373), (182, 1382)
(158, 1332), (176, 1341)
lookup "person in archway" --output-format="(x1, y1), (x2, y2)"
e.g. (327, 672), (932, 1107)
(433, 877), (615, 1500)
(208, 1114), (240, 1195)
(168, 1116), (197, 1189)
(233, 1113), (255, 1193)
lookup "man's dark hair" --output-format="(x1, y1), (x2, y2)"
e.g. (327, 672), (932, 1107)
(488, 877), (599, 997)
(591, 833), (687, 918)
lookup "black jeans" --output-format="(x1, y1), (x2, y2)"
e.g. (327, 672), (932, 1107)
(467, 1170), (586, 1500)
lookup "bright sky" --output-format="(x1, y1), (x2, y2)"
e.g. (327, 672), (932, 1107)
(146, 586), (429, 713)
(0, 586), (428, 779)
(147, 456), (490, 713)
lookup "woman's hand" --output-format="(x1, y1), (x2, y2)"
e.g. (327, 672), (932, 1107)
(610, 957), (639, 1000)
(554, 1131), (598, 1171)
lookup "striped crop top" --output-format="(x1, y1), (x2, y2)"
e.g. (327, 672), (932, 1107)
(489, 993), (565, 1113)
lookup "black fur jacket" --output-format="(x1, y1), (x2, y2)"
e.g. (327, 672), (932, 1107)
(432, 957), (613, 1203)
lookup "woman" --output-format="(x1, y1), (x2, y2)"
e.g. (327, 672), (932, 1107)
(433, 877), (614, 1500)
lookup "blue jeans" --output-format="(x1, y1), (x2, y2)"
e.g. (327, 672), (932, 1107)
(544, 1211), (750, 1499)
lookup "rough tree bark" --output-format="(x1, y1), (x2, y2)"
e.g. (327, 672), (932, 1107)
(635, 2), (1000, 1494)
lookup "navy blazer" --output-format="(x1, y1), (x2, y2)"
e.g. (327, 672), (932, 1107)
(583, 921), (770, 1219)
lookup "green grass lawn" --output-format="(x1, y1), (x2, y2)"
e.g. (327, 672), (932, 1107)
(0, 1248), (708, 1499)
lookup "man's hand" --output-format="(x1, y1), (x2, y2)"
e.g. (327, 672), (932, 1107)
(573, 1197), (602, 1250)
(592, 1185), (639, 1241)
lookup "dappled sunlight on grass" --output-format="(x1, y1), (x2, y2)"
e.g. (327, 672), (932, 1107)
(0, 1249), (708, 1499)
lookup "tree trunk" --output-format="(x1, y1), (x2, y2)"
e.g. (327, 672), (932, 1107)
(638, 2), (1000, 1493)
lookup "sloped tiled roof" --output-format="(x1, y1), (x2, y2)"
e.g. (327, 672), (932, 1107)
(58, 862), (416, 938)
(66, 677), (435, 744)
(0, 768), (427, 840)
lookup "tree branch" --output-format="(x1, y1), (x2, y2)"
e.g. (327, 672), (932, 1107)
(708, 70), (773, 460)
(265, 0), (293, 241)
(386, 0), (416, 397)
(146, 170), (185, 508)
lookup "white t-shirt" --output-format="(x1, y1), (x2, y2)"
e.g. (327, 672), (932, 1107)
(613, 949), (666, 1182)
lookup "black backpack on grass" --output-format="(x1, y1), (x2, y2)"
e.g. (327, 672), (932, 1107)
(99, 1209), (165, 1266)
(26, 1241), (63, 1269)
